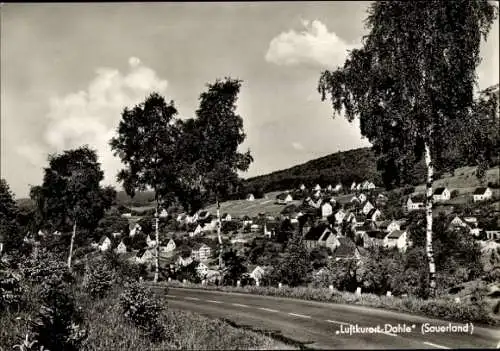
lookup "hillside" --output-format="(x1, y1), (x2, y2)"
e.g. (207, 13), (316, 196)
(243, 147), (427, 193)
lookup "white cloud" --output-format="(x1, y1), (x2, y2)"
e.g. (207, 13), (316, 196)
(291, 141), (305, 151)
(265, 19), (357, 69)
(17, 57), (169, 186)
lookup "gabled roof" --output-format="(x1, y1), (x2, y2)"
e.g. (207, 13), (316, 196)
(387, 230), (405, 239)
(304, 223), (331, 241)
(433, 187), (448, 195)
(277, 193), (291, 200)
(473, 187), (489, 195)
(366, 230), (386, 239)
(409, 193), (426, 203)
(99, 236), (110, 245)
(136, 249), (147, 257)
(367, 208), (380, 218)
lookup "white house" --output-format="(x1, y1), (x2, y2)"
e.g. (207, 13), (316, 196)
(326, 184), (333, 192)
(146, 234), (157, 248)
(247, 193), (255, 201)
(196, 262), (209, 277)
(276, 193), (293, 204)
(299, 184), (306, 191)
(250, 223), (260, 232)
(358, 193), (367, 203)
(313, 190), (321, 199)
(135, 249), (154, 264)
(384, 230), (408, 252)
(250, 266), (266, 282)
(351, 182), (357, 191)
(321, 202), (333, 219)
(98, 236), (112, 252)
(221, 213), (232, 222)
(450, 215), (467, 228)
(313, 184), (321, 191)
(192, 244), (212, 261)
(473, 187), (493, 202)
(356, 183), (362, 191)
(164, 238), (176, 253)
(362, 201), (374, 215)
(115, 241), (127, 254)
(129, 223), (142, 237)
(433, 187), (451, 202)
(122, 213), (132, 218)
(159, 209), (169, 218)
(334, 210), (346, 224)
(486, 230), (500, 240)
(177, 255), (193, 267)
(189, 224), (203, 237)
(334, 183), (343, 192)
(367, 208), (382, 222)
(386, 220), (401, 233)
(406, 195), (425, 211)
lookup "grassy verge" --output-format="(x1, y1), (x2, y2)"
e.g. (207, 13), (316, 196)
(0, 285), (295, 350)
(157, 280), (499, 327)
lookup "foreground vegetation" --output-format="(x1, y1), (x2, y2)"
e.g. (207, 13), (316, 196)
(0, 250), (289, 350)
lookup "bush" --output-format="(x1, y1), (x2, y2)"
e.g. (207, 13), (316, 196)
(0, 267), (24, 312)
(451, 190), (460, 198)
(120, 282), (166, 341)
(83, 261), (115, 299)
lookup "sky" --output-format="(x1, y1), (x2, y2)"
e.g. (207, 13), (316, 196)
(1, 2), (499, 198)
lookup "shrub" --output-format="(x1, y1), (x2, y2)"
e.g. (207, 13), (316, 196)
(119, 282), (166, 341)
(82, 261), (115, 299)
(21, 249), (73, 285)
(31, 274), (87, 351)
(451, 190), (460, 198)
(0, 267), (24, 312)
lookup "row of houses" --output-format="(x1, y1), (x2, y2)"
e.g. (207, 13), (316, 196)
(407, 187), (494, 211)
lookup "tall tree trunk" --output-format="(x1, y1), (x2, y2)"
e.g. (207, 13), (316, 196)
(154, 201), (160, 283)
(67, 219), (77, 270)
(216, 197), (223, 270)
(424, 142), (437, 297)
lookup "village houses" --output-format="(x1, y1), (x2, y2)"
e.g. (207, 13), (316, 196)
(115, 240), (127, 254)
(362, 201), (374, 215)
(98, 236), (112, 252)
(303, 224), (340, 251)
(384, 230), (409, 252)
(135, 249), (154, 265)
(406, 194), (425, 211)
(433, 187), (451, 202)
(276, 192), (293, 204)
(321, 202), (333, 219)
(473, 187), (493, 202)
(247, 193), (255, 201)
(191, 244), (212, 261)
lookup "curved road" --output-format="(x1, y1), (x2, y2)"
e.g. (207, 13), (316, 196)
(154, 286), (500, 349)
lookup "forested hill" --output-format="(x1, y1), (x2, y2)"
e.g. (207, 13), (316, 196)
(243, 147), (427, 193)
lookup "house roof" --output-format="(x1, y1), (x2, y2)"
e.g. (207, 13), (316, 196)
(136, 249), (147, 257)
(409, 194), (426, 203)
(473, 187), (489, 195)
(367, 208), (379, 218)
(99, 236), (110, 245)
(366, 230), (386, 239)
(304, 223), (331, 241)
(277, 193), (291, 200)
(387, 230), (405, 239)
(356, 225), (372, 232)
(434, 187), (448, 195)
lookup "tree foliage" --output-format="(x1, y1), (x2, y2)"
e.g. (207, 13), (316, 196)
(0, 179), (21, 252)
(318, 0), (497, 188)
(30, 146), (115, 234)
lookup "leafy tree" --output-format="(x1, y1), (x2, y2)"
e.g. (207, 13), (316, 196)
(221, 248), (247, 286)
(277, 232), (310, 287)
(0, 179), (21, 253)
(30, 147), (115, 269)
(94, 210), (129, 241)
(309, 246), (331, 270)
(318, 0), (497, 296)
(110, 92), (182, 282)
(177, 78), (253, 268)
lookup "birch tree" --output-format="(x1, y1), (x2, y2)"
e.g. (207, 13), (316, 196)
(110, 93), (182, 283)
(318, 0), (497, 296)
(30, 146), (115, 269)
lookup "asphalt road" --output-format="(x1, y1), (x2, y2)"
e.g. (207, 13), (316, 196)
(153, 286), (500, 349)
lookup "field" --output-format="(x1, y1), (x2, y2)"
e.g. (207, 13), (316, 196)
(414, 166), (499, 193)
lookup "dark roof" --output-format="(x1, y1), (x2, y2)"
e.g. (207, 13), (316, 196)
(387, 230), (405, 239)
(367, 208), (379, 218)
(409, 193), (426, 202)
(136, 249), (147, 257)
(242, 215), (251, 220)
(304, 223), (331, 241)
(356, 225), (373, 232)
(222, 213), (229, 217)
(276, 193), (291, 200)
(320, 231), (332, 241)
(433, 187), (447, 195)
(366, 230), (386, 239)
(99, 236), (109, 245)
(473, 187), (489, 195)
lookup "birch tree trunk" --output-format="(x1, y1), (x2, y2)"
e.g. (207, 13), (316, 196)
(67, 219), (77, 270)
(216, 197), (223, 270)
(424, 141), (437, 297)
(154, 202), (160, 283)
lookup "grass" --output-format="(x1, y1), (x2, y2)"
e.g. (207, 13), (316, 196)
(0, 283), (295, 350)
(157, 280), (499, 327)
(414, 166), (499, 193)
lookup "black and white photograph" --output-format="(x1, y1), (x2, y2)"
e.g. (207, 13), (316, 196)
(1, 1), (499, 350)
